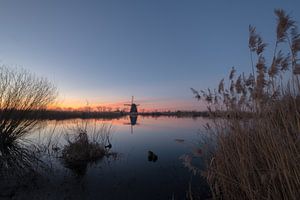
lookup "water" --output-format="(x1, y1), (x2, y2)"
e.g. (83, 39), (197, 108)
(5, 116), (212, 199)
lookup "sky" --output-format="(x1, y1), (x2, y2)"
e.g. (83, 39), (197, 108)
(0, 0), (300, 111)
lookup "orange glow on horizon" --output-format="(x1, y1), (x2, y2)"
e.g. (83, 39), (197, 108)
(49, 97), (205, 112)
(49, 101), (127, 111)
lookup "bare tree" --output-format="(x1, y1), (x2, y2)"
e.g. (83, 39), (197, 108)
(0, 66), (57, 146)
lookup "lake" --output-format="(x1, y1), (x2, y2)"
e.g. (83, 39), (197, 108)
(2, 116), (213, 200)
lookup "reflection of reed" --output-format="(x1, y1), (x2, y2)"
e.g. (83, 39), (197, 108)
(0, 142), (42, 179)
(0, 140), (46, 199)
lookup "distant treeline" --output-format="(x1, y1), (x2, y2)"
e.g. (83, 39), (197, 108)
(139, 110), (209, 118)
(30, 110), (126, 120)
(0, 109), (210, 120)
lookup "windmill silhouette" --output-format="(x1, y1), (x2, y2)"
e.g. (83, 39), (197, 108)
(124, 96), (139, 115)
(124, 96), (139, 133)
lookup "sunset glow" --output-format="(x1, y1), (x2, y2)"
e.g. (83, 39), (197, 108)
(52, 97), (205, 112)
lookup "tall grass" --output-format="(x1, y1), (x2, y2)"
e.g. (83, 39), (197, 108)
(193, 9), (300, 199)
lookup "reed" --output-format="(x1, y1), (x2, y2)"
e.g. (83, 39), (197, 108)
(193, 9), (300, 199)
(61, 121), (112, 169)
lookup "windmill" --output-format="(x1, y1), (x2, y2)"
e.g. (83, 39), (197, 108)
(124, 96), (139, 133)
(124, 96), (139, 115)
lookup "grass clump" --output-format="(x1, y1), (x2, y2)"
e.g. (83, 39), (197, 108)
(61, 121), (112, 168)
(193, 9), (300, 199)
(62, 132), (106, 163)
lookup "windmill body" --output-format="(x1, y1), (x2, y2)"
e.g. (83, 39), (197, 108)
(124, 96), (139, 115)
(130, 103), (138, 113)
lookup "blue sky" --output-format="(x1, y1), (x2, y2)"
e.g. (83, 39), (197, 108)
(0, 0), (299, 110)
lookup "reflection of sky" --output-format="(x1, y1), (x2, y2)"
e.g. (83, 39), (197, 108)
(26, 117), (212, 199)
(0, 1), (299, 110)
(32, 117), (213, 168)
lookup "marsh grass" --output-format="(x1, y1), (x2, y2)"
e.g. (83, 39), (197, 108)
(62, 134), (106, 163)
(61, 120), (113, 174)
(193, 9), (300, 199)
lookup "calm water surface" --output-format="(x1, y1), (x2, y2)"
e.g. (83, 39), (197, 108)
(17, 116), (212, 199)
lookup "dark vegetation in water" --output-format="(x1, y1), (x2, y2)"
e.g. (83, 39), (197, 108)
(62, 133), (106, 169)
(61, 121), (114, 177)
(193, 9), (300, 199)
(147, 151), (158, 162)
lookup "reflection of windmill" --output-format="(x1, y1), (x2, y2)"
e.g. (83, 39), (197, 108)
(124, 96), (140, 115)
(123, 115), (139, 134)
(124, 96), (140, 133)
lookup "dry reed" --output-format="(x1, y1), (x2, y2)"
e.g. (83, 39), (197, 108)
(62, 120), (112, 165)
(193, 9), (300, 199)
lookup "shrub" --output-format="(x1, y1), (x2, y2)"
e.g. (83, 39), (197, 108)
(0, 66), (57, 147)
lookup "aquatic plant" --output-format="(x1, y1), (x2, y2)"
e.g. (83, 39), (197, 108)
(61, 121), (113, 175)
(62, 132), (106, 163)
(148, 150), (158, 162)
(193, 9), (300, 199)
